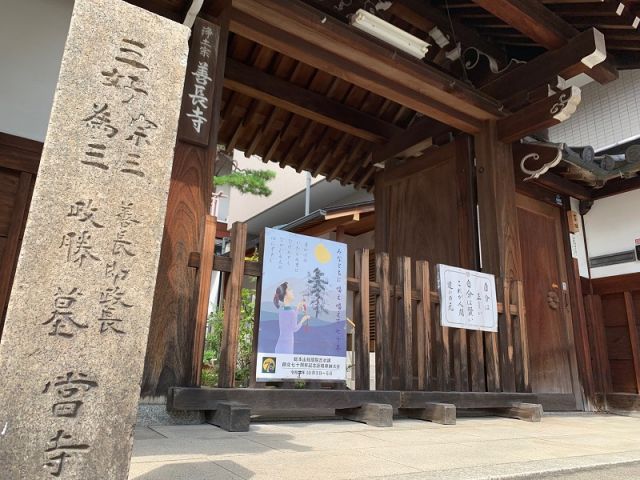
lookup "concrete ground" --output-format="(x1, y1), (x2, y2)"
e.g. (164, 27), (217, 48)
(129, 413), (640, 480)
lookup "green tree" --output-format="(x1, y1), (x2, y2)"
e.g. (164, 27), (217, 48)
(214, 169), (276, 196)
(214, 148), (276, 197)
(307, 267), (329, 319)
(201, 288), (255, 387)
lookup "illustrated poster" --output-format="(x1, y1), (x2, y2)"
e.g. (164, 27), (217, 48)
(256, 228), (347, 381)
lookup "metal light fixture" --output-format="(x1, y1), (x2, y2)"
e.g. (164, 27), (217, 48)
(350, 9), (430, 59)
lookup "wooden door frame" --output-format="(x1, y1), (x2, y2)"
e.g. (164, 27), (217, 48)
(515, 192), (585, 410)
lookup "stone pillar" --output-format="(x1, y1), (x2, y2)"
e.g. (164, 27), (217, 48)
(0, 0), (188, 478)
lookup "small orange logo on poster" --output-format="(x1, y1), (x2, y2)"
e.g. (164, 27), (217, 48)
(262, 357), (276, 373)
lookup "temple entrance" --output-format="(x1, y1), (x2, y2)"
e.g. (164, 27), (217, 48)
(517, 194), (579, 399)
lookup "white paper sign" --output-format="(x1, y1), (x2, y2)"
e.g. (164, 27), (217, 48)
(437, 264), (498, 332)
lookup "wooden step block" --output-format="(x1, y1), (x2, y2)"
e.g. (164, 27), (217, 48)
(400, 402), (456, 425)
(336, 403), (393, 427)
(493, 402), (543, 422)
(205, 401), (251, 432)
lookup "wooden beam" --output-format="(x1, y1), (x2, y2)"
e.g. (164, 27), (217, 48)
(472, 0), (576, 48)
(380, 141), (456, 187)
(497, 86), (581, 143)
(169, 387), (576, 411)
(0, 133), (41, 174)
(481, 28), (607, 100)
(370, 116), (452, 166)
(230, 0), (505, 133)
(224, 59), (401, 143)
(471, 0), (618, 83)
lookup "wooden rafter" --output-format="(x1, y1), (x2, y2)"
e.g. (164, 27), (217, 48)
(224, 59), (401, 143)
(230, 0), (505, 133)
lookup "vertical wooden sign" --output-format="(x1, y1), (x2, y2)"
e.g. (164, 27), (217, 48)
(178, 18), (219, 146)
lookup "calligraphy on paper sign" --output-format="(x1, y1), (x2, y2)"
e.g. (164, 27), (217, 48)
(437, 264), (498, 332)
(178, 18), (217, 146)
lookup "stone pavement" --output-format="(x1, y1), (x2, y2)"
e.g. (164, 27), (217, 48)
(129, 414), (640, 479)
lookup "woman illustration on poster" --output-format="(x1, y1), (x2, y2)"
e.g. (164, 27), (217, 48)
(273, 282), (309, 354)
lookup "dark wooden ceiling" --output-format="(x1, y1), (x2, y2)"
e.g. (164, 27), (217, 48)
(125, 0), (639, 192)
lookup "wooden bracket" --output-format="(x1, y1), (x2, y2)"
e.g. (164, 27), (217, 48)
(498, 87), (581, 143)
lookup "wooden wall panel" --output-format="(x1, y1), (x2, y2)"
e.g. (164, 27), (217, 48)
(375, 135), (478, 391)
(588, 273), (640, 395)
(0, 133), (40, 336)
(0, 169), (19, 236)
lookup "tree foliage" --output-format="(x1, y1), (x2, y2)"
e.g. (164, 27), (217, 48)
(214, 169), (276, 197)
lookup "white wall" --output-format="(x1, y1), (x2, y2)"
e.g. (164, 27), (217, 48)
(0, 0), (73, 142)
(583, 189), (640, 278)
(549, 69), (640, 279)
(549, 69), (640, 151)
(225, 150), (323, 225)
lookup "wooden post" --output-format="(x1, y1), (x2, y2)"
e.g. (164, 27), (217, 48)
(376, 253), (392, 390)
(624, 291), (640, 394)
(475, 120), (524, 392)
(415, 260), (432, 390)
(568, 259), (594, 407)
(249, 231), (265, 388)
(513, 280), (531, 392)
(190, 215), (218, 386)
(218, 222), (248, 388)
(142, 12), (229, 397)
(354, 249), (371, 390)
(498, 278), (516, 392)
(398, 256), (413, 390)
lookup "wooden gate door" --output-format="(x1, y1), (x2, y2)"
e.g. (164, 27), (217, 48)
(516, 194), (580, 398)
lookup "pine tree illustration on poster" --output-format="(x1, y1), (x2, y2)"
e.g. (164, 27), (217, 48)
(307, 267), (329, 319)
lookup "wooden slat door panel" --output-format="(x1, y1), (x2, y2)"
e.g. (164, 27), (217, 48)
(516, 194), (574, 394)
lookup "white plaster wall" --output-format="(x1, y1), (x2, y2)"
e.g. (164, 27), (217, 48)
(225, 150), (323, 224)
(0, 0), (73, 142)
(583, 189), (640, 278)
(549, 69), (640, 151)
